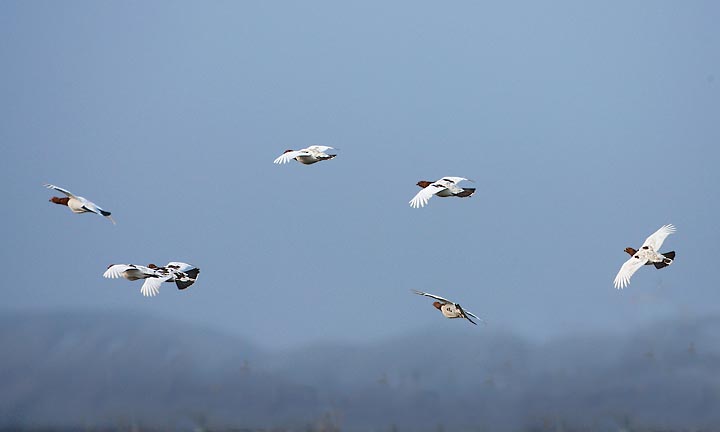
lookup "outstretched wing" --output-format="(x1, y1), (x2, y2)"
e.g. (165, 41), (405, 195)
(103, 264), (134, 279)
(463, 308), (486, 325)
(456, 304), (478, 326)
(409, 182), (446, 208)
(641, 224), (676, 251)
(44, 183), (76, 198)
(306, 145), (334, 152)
(165, 262), (196, 273)
(440, 177), (470, 185)
(613, 255), (647, 289)
(411, 289), (453, 304)
(140, 276), (171, 297)
(274, 150), (308, 164)
(80, 200), (116, 224)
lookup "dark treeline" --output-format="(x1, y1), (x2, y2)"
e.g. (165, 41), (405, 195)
(1, 310), (719, 431)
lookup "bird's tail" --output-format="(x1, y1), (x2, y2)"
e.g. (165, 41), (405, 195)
(103, 213), (116, 225)
(175, 268), (200, 290)
(653, 251), (675, 269)
(456, 188), (476, 198)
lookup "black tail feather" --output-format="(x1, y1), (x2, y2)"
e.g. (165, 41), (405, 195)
(653, 261), (669, 269)
(662, 251), (675, 260)
(175, 279), (196, 290)
(176, 268), (199, 290)
(100, 210), (112, 217)
(456, 188), (476, 198)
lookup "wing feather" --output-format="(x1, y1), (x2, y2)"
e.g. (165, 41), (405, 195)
(641, 224), (676, 251)
(409, 184), (444, 208)
(274, 150), (308, 164)
(613, 255), (647, 289)
(464, 309), (486, 325)
(440, 177), (469, 184)
(140, 276), (170, 297)
(306, 145), (334, 152)
(103, 265), (134, 279)
(411, 289), (453, 303)
(44, 183), (76, 198)
(164, 262), (195, 273)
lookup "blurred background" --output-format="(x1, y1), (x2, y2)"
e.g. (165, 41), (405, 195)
(1, 1), (719, 430)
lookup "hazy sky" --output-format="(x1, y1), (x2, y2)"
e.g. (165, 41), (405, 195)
(1, 0), (719, 349)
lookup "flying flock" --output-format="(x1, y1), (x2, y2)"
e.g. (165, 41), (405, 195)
(44, 150), (676, 325)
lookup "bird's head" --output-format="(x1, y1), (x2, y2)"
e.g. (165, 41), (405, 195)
(49, 196), (70, 206)
(283, 149), (294, 154)
(417, 181), (432, 188)
(432, 301), (443, 310)
(624, 247), (637, 256)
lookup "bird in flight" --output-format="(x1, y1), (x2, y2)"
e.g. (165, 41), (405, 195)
(273, 145), (337, 165)
(409, 177), (475, 208)
(103, 262), (200, 297)
(614, 224), (676, 289)
(44, 183), (115, 224)
(411, 289), (484, 325)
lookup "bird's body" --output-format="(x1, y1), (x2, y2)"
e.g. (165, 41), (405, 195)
(103, 262), (200, 297)
(273, 146), (337, 165)
(409, 177), (475, 208)
(614, 224), (676, 289)
(45, 184), (115, 224)
(411, 289), (484, 325)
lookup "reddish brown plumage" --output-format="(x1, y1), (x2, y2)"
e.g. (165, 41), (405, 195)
(50, 197), (70, 206)
(432, 301), (443, 310)
(416, 181), (433, 188)
(625, 247), (637, 256)
(147, 264), (158, 269)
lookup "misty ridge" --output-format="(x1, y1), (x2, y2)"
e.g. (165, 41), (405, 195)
(1, 310), (719, 432)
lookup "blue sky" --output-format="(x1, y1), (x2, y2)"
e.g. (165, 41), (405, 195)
(1, 0), (719, 349)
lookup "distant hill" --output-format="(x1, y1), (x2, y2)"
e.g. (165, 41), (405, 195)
(1, 310), (720, 431)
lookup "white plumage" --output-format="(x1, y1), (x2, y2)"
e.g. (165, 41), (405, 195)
(409, 177), (475, 208)
(103, 262), (200, 297)
(273, 146), (337, 165)
(44, 183), (116, 224)
(614, 224), (676, 289)
(411, 289), (484, 325)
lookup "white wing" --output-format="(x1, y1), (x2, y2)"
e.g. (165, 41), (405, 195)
(273, 150), (308, 164)
(613, 255), (648, 289)
(140, 276), (171, 297)
(411, 289), (454, 303)
(464, 309), (486, 325)
(306, 145), (334, 152)
(409, 183), (446, 208)
(80, 199), (115, 224)
(103, 264), (134, 279)
(44, 183), (77, 198)
(103, 264), (155, 280)
(641, 224), (676, 251)
(165, 262), (195, 273)
(440, 177), (469, 185)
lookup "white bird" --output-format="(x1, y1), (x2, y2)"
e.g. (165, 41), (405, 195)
(409, 177), (475, 208)
(411, 289), (485, 325)
(273, 146), (337, 165)
(103, 262), (200, 297)
(44, 183), (115, 224)
(613, 224), (676, 289)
